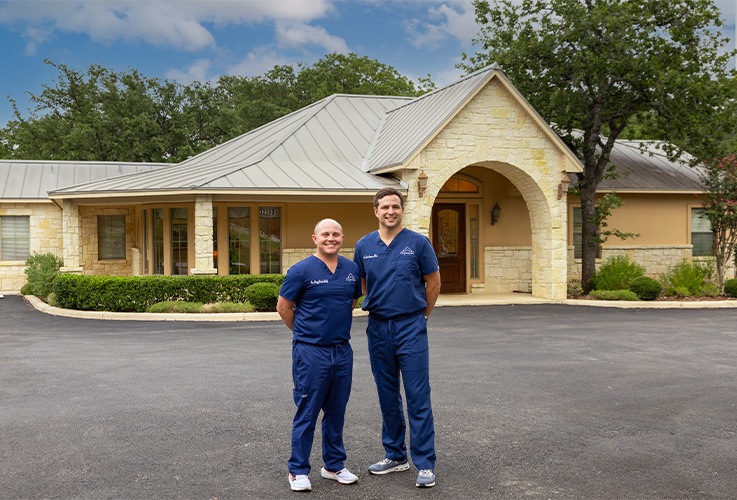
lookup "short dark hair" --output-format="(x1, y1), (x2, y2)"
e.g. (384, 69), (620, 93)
(373, 187), (404, 208)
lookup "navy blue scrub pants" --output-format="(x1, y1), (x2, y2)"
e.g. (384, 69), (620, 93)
(367, 312), (436, 471)
(289, 341), (353, 475)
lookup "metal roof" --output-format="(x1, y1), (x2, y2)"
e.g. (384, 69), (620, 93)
(363, 67), (494, 173)
(0, 160), (168, 200)
(49, 94), (411, 197)
(592, 141), (704, 193)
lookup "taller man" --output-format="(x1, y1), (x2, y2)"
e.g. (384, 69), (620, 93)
(353, 187), (441, 488)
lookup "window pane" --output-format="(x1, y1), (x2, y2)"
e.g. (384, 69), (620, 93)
(259, 207), (281, 273)
(573, 208), (583, 259)
(691, 208), (713, 257)
(470, 205), (479, 279)
(171, 208), (188, 275)
(142, 209), (149, 274)
(98, 215), (126, 260)
(213, 207), (218, 270)
(153, 209), (164, 275)
(1, 216), (30, 261)
(228, 207), (250, 274)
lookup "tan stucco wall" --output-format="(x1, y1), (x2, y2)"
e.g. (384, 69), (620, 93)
(0, 202), (62, 292)
(284, 202), (376, 248)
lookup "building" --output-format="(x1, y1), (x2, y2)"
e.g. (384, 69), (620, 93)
(0, 66), (723, 296)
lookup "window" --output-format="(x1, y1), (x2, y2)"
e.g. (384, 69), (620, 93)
(171, 208), (188, 275)
(470, 204), (479, 279)
(259, 206), (281, 273)
(212, 207), (218, 270)
(152, 209), (164, 274)
(1, 216), (30, 261)
(440, 176), (480, 194)
(572, 207), (600, 259)
(98, 215), (126, 260)
(228, 207), (250, 274)
(691, 208), (713, 257)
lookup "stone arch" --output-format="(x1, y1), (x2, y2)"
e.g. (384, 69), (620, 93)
(404, 149), (568, 300)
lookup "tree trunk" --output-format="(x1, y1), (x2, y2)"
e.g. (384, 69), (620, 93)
(580, 183), (599, 294)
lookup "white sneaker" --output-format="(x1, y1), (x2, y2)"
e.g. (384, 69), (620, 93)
(289, 473), (311, 491)
(320, 467), (358, 484)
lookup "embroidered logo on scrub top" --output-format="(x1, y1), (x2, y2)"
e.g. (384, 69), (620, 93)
(400, 247), (415, 255)
(346, 273), (356, 282)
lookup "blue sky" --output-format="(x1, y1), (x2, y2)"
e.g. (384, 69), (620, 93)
(0, 0), (735, 127)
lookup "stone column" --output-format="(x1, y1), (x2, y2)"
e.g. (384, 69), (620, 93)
(60, 199), (83, 274)
(190, 194), (217, 275)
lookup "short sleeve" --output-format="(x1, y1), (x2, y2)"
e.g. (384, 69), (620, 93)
(418, 235), (439, 276)
(279, 264), (304, 303)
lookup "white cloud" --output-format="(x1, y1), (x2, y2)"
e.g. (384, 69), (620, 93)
(21, 25), (53, 56)
(165, 58), (213, 85)
(404, 1), (477, 50)
(0, 0), (335, 52)
(275, 21), (348, 53)
(224, 46), (297, 78)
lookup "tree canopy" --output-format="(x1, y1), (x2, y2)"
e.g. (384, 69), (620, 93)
(462, 0), (737, 291)
(0, 53), (432, 162)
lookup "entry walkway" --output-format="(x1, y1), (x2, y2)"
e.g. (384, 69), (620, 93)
(16, 292), (737, 322)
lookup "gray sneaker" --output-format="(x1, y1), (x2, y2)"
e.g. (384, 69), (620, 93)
(368, 458), (410, 475)
(416, 469), (435, 488)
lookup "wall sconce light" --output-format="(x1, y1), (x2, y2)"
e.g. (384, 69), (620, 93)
(557, 173), (571, 200)
(490, 202), (501, 225)
(417, 170), (428, 197)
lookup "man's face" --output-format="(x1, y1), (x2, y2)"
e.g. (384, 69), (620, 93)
(374, 194), (404, 230)
(312, 221), (344, 256)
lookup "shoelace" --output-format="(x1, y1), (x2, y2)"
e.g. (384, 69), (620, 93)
(418, 469), (433, 477)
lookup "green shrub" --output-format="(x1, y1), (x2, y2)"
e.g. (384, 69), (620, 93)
(567, 280), (584, 298)
(592, 255), (645, 291)
(724, 278), (737, 298)
(589, 289), (639, 301)
(20, 283), (33, 295)
(52, 274), (285, 312)
(146, 301), (204, 313)
(660, 260), (714, 297)
(355, 296), (365, 308)
(244, 282), (280, 312)
(203, 302), (254, 313)
(24, 252), (64, 299)
(629, 276), (662, 301)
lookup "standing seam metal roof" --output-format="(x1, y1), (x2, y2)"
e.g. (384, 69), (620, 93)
(49, 94), (410, 196)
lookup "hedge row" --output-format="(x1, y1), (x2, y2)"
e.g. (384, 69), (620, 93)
(52, 274), (284, 312)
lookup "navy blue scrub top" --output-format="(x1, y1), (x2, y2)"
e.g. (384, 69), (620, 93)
(279, 255), (362, 345)
(354, 228), (439, 319)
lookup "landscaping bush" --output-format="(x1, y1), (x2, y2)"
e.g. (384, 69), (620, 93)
(591, 255), (645, 291)
(147, 301), (205, 313)
(244, 282), (280, 312)
(629, 276), (663, 301)
(724, 278), (737, 298)
(589, 289), (639, 301)
(24, 252), (64, 299)
(52, 274), (284, 312)
(660, 260), (714, 297)
(567, 280), (584, 298)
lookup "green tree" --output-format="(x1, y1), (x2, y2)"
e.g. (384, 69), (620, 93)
(462, 0), (736, 292)
(699, 155), (737, 289)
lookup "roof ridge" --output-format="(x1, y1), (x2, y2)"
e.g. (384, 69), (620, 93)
(384, 65), (497, 115)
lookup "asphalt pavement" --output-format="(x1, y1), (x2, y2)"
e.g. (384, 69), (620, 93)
(1, 294), (736, 499)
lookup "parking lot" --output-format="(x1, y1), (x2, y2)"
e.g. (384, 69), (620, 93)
(1, 294), (736, 499)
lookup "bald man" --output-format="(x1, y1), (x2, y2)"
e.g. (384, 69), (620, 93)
(277, 219), (363, 492)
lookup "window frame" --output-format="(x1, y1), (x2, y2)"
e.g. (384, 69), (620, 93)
(0, 215), (31, 261)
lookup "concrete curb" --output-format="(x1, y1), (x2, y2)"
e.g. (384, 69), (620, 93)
(17, 292), (737, 321)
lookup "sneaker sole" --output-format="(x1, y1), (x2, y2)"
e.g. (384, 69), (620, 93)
(368, 462), (410, 475)
(320, 469), (358, 484)
(416, 480), (436, 488)
(290, 485), (312, 492)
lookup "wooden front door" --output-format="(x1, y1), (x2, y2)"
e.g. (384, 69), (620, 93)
(432, 204), (466, 293)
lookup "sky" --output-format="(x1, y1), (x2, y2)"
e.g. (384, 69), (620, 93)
(0, 0), (735, 127)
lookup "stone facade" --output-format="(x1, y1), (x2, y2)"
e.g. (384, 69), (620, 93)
(79, 206), (135, 276)
(0, 202), (63, 291)
(484, 246), (532, 293)
(282, 248), (356, 270)
(402, 77), (574, 300)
